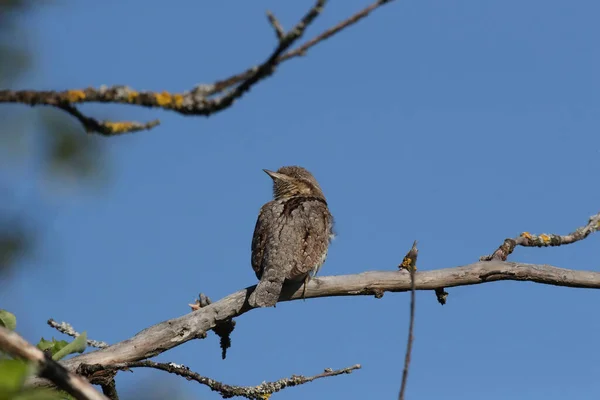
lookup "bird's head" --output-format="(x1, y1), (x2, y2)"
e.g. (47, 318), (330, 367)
(263, 166), (326, 200)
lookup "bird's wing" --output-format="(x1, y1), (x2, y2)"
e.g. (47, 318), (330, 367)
(251, 206), (267, 279)
(251, 203), (270, 279)
(288, 199), (332, 279)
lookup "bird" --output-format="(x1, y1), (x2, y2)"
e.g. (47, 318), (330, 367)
(248, 166), (334, 308)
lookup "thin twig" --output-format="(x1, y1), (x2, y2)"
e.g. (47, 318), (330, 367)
(0, 326), (108, 400)
(481, 211), (600, 261)
(281, 0), (394, 61)
(210, 0), (397, 95)
(399, 267), (416, 400)
(47, 319), (109, 349)
(80, 361), (360, 399)
(398, 241), (417, 400)
(266, 11), (285, 40)
(57, 103), (159, 136)
(206, 0), (327, 114)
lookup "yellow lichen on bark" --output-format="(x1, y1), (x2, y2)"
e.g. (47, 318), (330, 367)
(399, 257), (417, 272)
(104, 122), (135, 134)
(539, 234), (551, 243)
(65, 90), (86, 102)
(155, 91), (174, 107)
(173, 94), (184, 108)
(520, 232), (532, 239)
(127, 91), (139, 103)
(154, 91), (184, 108)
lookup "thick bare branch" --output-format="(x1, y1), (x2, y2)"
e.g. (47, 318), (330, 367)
(79, 360), (359, 399)
(47, 318), (109, 349)
(0, 326), (108, 400)
(0, 0), (396, 135)
(481, 211), (600, 261)
(28, 259), (600, 388)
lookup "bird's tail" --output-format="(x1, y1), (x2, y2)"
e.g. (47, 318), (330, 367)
(248, 266), (286, 308)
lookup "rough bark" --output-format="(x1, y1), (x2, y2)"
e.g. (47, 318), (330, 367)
(29, 260), (600, 387)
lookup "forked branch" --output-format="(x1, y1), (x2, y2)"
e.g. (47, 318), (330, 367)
(0, 0), (397, 135)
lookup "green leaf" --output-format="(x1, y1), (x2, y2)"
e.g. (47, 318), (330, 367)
(12, 388), (71, 400)
(36, 338), (68, 355)
(0, 359), (29, 394)
(0, 310), (16, 331)
(52, 332), (87, 361)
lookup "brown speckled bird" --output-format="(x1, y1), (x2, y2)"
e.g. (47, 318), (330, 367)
(248, 166), (334, 308)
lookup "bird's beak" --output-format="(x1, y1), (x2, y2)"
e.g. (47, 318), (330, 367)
(263, 169), (288, 181)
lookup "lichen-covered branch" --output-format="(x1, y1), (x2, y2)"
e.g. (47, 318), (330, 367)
(58, 103), (159, 136)
(47, 318), (109, 349)
(79, 361), (359, 399)
(481, 211), (600, 261)
(0, 326), (108, 400)
(0, 0), (396, 135)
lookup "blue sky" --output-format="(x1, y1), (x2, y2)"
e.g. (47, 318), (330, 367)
(2, 1), (600, 399)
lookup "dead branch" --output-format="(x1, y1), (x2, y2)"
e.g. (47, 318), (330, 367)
(30, 260), (600, 388)
(26, 211), (598, 388)
(0, 0), (396, 136)
(48, 318), (109, 349)
(0, 326), (108, 400)
(79, 360), (359, 399)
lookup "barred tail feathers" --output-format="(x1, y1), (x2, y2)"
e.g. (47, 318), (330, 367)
(248, 265), (286, 308)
